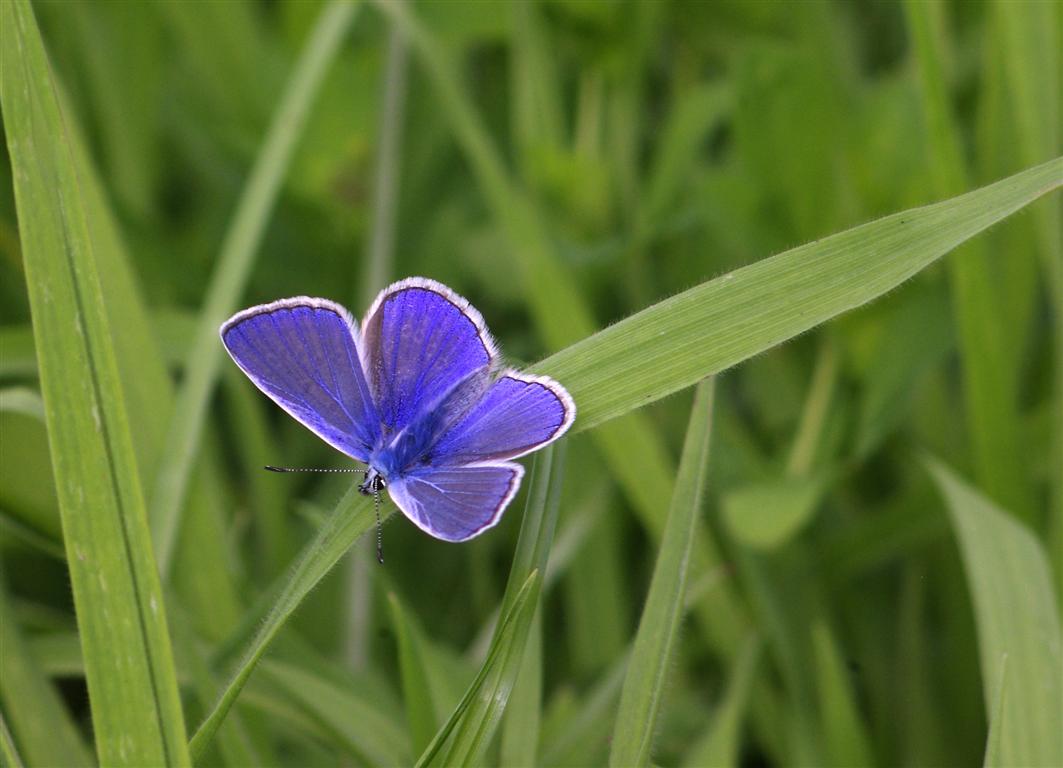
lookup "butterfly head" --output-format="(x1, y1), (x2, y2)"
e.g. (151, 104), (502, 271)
(358, 468), (387, 497)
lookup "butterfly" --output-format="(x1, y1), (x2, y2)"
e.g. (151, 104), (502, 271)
(220, 277), (575, 553)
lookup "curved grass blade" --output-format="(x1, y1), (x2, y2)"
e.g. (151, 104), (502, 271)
(610, 378), (715, 767)
(927, 458), (1063, 767)
(188, 487), (382, 760)
(150, 0), (359, 575)
(1, 1), (189, 763)
(415, 571), (542, 768)
(533, 158), (1062, 432)
(431, 444), (566, 766)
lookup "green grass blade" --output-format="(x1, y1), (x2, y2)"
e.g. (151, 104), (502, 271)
(610, 378), (716, 767)
(433, 444), (566, 766)
(723, 474), (828, 551)
(683, 634), (762, 768)
(149, 0), (359, 574)
(0, 575), (93, 767)
(188, 488), (381, 761)
(0, 711), (25, 768)
(415, 571), (542, 768)
(534, 158), (1063, 432)
(1, 1), (189, 763)
(983, 653), (1009, 768)
(812, 620), (875, 767)
(388, 591), (443, 755)
(927, 458), (1063, 767)
(259, 659), (410, 765)
(499, 607), (542, 766)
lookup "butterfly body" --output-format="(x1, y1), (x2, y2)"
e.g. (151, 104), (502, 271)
(221, 278), (574, 542)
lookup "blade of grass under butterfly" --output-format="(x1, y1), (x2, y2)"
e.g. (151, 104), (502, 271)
(927, 458), (1063, 767)
(610, 379), (715, 767)
(1, 1), (189, 764)
(415, 571), (542, 768)
(150, 0), (359, 575)
(532, 157), (1062, 432)
(499, 607), (543, 766)
(188, 488), (382, 760)
(431, 444), (566, 766)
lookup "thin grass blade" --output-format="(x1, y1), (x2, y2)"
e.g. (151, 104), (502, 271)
(388, 591), (443, 755)
(433, 444), (567, 766)
(1, 1), (189, 762)
(610, 378), (716, 767)
(927, 458), (1063, 767)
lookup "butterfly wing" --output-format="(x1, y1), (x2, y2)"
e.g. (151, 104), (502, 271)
(387, 462), (524, 542)
(361, 278), (498, 434)
(428, 372), (575, 466)
(220, 297), (379, 462)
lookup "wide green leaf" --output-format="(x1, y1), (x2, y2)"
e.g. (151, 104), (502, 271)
(0, 1), (189, 764)
(533, 158), (1062, 432)
(610, 379), (716, 766)
(927, 458), (1063, 767)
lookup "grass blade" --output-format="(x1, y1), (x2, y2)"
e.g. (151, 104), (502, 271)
(534, 158), (1063, 432)
(1, 1), (189, 763)
(415, 571), (542, 768)
(927, 458), (1063, 767)
(983, 653), (1009, 768)
(432, 444), (566, 766)
(0, 712), (25, 768)
(150, 0), (359, 574)
(188, 488), (381, 761)
(610, 378), (716, 767)
(388, 591), (443, 755)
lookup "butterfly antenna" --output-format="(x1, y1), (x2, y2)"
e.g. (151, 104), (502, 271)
(264, 465), (367, 474)
(374, 489), (384, 564)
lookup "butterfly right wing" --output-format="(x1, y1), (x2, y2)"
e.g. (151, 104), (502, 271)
(220, 297), (380, 462)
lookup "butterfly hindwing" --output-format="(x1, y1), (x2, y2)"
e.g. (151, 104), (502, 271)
(387, 462), (524, 542)
(362, 278), (498, 434)
(428, 372), (575, 466)
(220, 298), (379, 462)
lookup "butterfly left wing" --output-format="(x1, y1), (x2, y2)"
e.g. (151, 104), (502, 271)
(387, 462), (524, 542)
(220, 297), (380, 462)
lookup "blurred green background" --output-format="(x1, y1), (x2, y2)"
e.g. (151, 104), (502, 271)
(1, 1), (1060, 766)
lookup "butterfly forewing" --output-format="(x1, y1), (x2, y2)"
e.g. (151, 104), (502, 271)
(362, 278), (498, 434)
(220, 298), (379, 462)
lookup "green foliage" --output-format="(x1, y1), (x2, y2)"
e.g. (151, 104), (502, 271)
(1, 1), (1061, 766)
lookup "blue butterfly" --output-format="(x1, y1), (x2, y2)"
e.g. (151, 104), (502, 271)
(220, 277), (575, 548)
